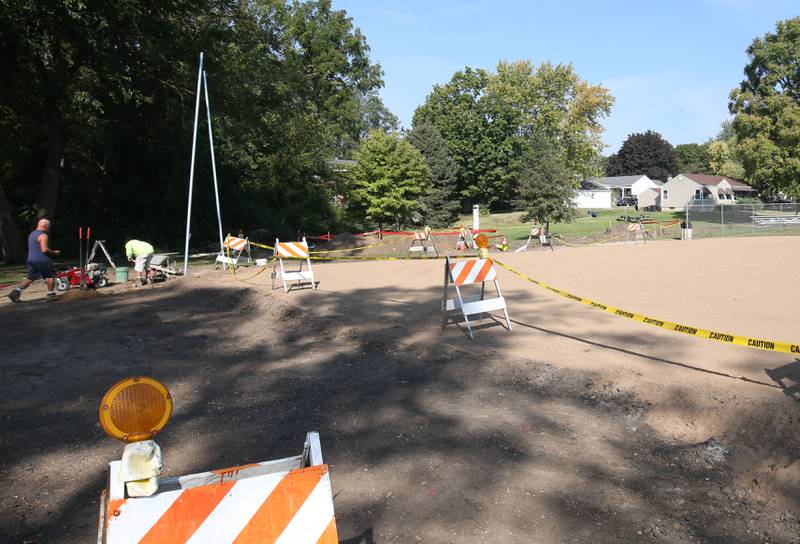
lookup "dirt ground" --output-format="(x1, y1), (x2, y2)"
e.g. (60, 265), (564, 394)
(1, 236), (799, 543)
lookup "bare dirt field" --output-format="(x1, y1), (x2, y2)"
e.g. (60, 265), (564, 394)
(2, 236), (799, 543)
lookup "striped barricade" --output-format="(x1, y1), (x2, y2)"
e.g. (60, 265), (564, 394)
(515, 226), (552, 252)
(273, 237), (317, 292)
(626, 221), (646, 243)
(408, 227), (438, 257)
(441, 257), (512, 339)
(455, 227), (476, 251)
(99, 432), (338, 544)
(216, 235), (253, 271)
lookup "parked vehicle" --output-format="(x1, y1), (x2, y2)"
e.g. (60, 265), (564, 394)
(615, 196), (638, 207)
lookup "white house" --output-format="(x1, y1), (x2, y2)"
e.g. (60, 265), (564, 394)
(588, 175), (663, 200)
(574, 180), (612, 209)
(660, 173), (755, 210)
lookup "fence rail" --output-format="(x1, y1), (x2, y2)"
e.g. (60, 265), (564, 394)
(682, 202), (800, 239)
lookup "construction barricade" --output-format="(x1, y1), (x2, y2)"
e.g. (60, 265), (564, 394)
(455, 227), (475, 252)
(408, 227), (438, 257)
(626, 221), (646, 243)
(216, 234), (253, 271)
(98, 431), (337, 543)
(515, 226), (552, 252)
(441, 256), (512, 340)
(273, 237), (317, 292)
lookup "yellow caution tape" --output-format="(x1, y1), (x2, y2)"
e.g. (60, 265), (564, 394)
(492, 258), (800, 355)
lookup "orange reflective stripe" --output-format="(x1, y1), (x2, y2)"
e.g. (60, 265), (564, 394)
(233, 465), (325, 543)
(473, 259), (494, 283)
(139, 481), (235, 543)
(279, 243), (302, 258)
(453, 260), (475, 285)
(316, 518), (339, 544)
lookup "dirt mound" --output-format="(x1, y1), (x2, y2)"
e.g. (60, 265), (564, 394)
(58, 288), (106, 301)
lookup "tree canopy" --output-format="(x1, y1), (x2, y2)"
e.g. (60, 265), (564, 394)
(516, 143), (579, 227)
(730, 17), (800, 197)
(346, 130), (430, 229)
(606, 130), (678, 180)
(0, 0), (384, 262)
(406, 123), (460, 228)
(675, 143), (709, 174)
(413, 60), (612, 210)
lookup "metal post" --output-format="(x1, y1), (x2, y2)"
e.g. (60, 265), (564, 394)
(203, 70), (224, 256)
(183, 52), (204, 275)
(720, 203), (724, 237)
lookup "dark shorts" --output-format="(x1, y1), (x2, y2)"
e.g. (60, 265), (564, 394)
(27, 260), (55, 281)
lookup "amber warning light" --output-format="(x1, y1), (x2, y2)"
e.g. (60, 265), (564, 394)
(99, 376), (172, 443)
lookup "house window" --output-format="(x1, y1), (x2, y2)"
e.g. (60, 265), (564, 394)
(663, 189), (668, 200)
(694, 188), (701, 200)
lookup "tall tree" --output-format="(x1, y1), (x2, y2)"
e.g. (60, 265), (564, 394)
(675, 143), (709, 174)
(0, 0), (383, 262)
(347, 130), (430, 230)
(515, 143), (579, 229)
(606, 130), (678, 180)
(413, 61), (612, 210)
(406, 123), (460, 227)
(707, 141), (745, 179)
(412, 67), (516, 208)
(730, 17), (800, 197)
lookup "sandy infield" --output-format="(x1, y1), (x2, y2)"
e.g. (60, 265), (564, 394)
(1, 236), (798, 542)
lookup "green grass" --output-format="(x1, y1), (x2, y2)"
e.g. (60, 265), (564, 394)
(458, 208), (683, 241)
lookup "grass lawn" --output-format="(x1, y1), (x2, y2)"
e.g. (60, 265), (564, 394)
(456, 208), (684, 241)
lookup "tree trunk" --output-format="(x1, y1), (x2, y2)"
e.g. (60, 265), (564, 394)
(36, 101), (63, 219)
(0, 181), (26, 264)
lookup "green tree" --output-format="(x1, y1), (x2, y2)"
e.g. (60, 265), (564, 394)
(515, 143), (579, 229)
(412, 68), (517, 208)
(707, 141), (745, 179)
(0, 0), (383, 262)
(730, 17), (800, 196)
(413, 61), (612, 210)
(606, 130), (677, 180)
(675, 143), (709, 173)
(347, 130), (431, 230)
(405, 123), (460, 227)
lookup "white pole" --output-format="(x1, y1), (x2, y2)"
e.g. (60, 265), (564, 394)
(203, 70), (224, 255)
(183, 52), (204, 275)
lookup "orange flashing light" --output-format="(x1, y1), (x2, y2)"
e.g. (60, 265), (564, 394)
(474, 234), (489, 249)
(99, 376), (172, 442)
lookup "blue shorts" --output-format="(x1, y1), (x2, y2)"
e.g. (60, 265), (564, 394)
(27, 260), (55, 280)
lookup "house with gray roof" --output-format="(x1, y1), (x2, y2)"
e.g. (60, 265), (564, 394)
(587, 175), (663, 202)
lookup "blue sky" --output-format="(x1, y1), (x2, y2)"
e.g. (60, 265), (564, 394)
(332, 0), (798, 154)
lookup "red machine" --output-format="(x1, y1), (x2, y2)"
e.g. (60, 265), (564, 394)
(55, 263), (108, 291)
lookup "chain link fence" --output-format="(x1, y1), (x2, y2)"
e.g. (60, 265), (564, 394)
(682, 202), (800, 239)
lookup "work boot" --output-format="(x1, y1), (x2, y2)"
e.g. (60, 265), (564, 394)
(7, 289), (20, 303)
(46, 292), (57, 302)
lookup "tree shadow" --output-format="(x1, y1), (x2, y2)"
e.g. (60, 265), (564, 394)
(1, 275), (798, 543)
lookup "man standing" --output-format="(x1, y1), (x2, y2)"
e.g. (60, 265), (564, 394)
(7, 218), (61, 303)
(125, 239), (155, 287)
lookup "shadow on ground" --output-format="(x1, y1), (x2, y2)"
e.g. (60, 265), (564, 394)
(0, 274), (798, 543)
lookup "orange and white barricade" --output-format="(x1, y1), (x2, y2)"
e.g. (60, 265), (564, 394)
(515, 226), (552, 252)
(441, 256), (511, 339)
(455, 227), (475, 251)
(626, 221), (646, 243)
(408, 226), (438, 257)
(215, 234), (252, 271)
(272, 237), (317, 292)
(98, 432), (337, 543)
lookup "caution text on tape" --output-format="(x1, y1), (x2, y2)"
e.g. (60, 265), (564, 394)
(492, 259), (800, 355)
